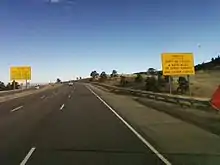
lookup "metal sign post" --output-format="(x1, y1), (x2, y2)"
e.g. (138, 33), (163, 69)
(169, 76), (172, 94)
(187, 75), (191, 96)
(25, 79), (28, 89)
(13, 80), (15, 90)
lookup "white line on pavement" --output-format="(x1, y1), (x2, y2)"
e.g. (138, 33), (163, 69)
(11, 106), (24, 112)
(20, 147), (36, 165)
(86, 86), (172, 165)
(40, 95), (45, 99)
(60, 104), (65, 110)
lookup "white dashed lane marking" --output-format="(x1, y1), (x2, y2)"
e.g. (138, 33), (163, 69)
(11, 106), (23, 112)
(20, 147), (36, 165)
(40, 95), (46, 99)
(60, 104), (65, 110)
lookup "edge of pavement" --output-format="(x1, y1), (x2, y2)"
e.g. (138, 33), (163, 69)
(87, 83), (220, 165)
(135, 97), (220, 137)
(0, 84), (62, 103)
(93, 84), (220, 137)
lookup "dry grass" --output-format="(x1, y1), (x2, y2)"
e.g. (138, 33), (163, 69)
(189, 70), (220, 98)
(101, 71), (220, 98)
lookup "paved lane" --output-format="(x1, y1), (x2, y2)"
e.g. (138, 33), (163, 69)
(0, 83), (166, 165)
(25, 83), (165, 165)
(0, 86), (61, 116)
(0, 85), (71, 164)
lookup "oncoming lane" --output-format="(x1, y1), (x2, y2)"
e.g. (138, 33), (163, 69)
(0, 85), (72, 165)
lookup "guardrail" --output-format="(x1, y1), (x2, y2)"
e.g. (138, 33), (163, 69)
(92, 82), (212, 109)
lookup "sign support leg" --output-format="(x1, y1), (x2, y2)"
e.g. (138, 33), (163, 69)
(187, 75), (191, 96)
(25, 79), (28, 89)
(169, 76), (172, 94)
(13, 80), (15, 90)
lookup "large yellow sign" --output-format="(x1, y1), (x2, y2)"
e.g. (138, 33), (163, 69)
(161, 53), (195, 76)
(10, 66), (31, 80)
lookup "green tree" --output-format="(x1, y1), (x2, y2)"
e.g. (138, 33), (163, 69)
(90, 71), (99, 79)
(147, 68), (157, 75)
(6, 83), (12, 90)
(11, 80), (20, 89)
(135, 74), (143, 82)
(100, 71), (107, 79)
(56, 78), (61, 83)
(0, 81), (6, 91)
(111, 70), (118, 77)
(145, 77), (158, 92)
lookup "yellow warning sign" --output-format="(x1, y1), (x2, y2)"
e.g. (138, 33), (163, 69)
(10, 66), (31, 80)
(161, 53), (195, 76)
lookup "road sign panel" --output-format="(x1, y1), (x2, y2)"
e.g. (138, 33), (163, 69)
(161, 53), (195, 76)
(10, 66), (31, 80)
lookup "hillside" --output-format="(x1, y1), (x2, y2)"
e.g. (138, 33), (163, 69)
(133, 56), (220, 75)
(88, 56), (220, 98)
(195, 56), (220, 71)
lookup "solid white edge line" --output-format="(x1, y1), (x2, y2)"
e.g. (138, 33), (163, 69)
(60, 104), (65, 110)
(86, 85), (172, 165)
(20, 147), (36, 165)
(11, 106), (24, 112)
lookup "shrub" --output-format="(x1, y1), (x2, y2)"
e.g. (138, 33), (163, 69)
(135, 74), (143, 82)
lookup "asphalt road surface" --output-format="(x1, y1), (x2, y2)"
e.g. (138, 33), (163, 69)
(0, 83), (167, 165)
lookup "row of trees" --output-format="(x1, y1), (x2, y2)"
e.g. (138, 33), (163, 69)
(0, 81), (20, 91)
(89, 69), (163, 91)
(90, 55), (220, 81)
(90, 70), (118, 80)
(90, 68), (158, 82)
(90, 68), (188, 94)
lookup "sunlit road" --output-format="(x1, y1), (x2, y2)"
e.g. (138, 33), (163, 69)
(0, 83), (165, 165)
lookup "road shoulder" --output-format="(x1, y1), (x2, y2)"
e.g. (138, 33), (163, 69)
(88, 84), (220, 165)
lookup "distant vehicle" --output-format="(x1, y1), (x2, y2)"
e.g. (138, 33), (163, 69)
(68, 82), (73, 86)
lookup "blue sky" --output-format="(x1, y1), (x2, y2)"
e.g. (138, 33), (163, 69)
(0, 0), (220, 83)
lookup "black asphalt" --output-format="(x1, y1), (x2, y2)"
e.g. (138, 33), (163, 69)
(0, 83), (165, 165)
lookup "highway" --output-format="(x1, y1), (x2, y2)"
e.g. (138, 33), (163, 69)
(0, 83), (166, 165)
